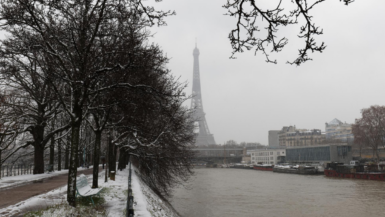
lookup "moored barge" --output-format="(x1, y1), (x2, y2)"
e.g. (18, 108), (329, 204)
(253, 164), (274, 171)
(273, 165), (319, 175)
(230, 163), (253, 169)
(324, 162), (385, 181)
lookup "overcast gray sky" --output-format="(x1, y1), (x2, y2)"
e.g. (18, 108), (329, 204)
(148, 0), (385, 145)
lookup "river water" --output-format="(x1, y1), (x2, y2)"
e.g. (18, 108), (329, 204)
(170, 168), (385, 217)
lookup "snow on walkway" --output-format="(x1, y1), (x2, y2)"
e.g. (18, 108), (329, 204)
(0, 166), (180, 217)
(99, 167), (179, 217)
(0, 167), (93, 190)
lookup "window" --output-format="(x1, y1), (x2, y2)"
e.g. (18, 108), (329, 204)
(270, 152), (273, 155)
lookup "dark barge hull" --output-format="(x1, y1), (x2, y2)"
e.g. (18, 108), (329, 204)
(273, 167), (318, 175)
(231, 165), (252, 169)
(324, 169), (385, 181)
(253, 166), (273, 171)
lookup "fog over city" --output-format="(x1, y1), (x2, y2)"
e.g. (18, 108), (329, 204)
(2, 1), (385, 217)
(148, 0), (385, 145)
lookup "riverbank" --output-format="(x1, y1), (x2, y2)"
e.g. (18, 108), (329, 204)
(131, 168), (180, 217)
(0, 167), (180, 217)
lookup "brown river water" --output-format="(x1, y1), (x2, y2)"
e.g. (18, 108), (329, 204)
(170, 168), (385, 217)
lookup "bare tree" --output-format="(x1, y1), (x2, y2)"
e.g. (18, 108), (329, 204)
(0, 0), (175, 206)
(0, 46), (71, 174)
(0, 1), (200, 207)
(124, 93), (196, 198)
(352, 123), (366, 159)
(223, 0), (355, 65)
(352, 105), (385, 163)
(104, 39), (197, 198)
(0, 93), (20, 179)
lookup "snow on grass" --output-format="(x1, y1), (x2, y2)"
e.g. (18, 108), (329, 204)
(24, 202), (107, 217)
(131, 168), (180, 217)
(0, 165), (180, 217)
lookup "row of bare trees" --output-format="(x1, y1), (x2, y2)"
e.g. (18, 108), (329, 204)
(352, 105), (385, 163)
(0, 0), (195, 207)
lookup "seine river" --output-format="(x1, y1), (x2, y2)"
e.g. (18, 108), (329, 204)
(170, 168), (385, 217)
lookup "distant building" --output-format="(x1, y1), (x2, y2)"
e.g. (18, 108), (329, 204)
(285, 144), (352, 164)
(286, 129), (325, 147)
(268, 130), (280, 147)
(278, 126), (325, 147)
(250, 148), (286, 165)
(278, 126), (297, 147)
(325, 118), (354, 142)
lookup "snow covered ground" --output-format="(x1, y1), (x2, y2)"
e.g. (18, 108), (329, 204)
(87, 168), (180, 217)
(0, 166), (180, 217)
(0, 177), (71, 216)
(130, 168), (180, 217)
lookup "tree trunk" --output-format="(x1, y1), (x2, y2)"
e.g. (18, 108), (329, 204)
(77, 147), (81, 168)
(88, 151), (92, 168)
(118, 148), (124, 171)
(49, 136), (55, 169)
(0, 149), (2, 179)
(92, 130), (102, 188)
(88, 129), (92, 167)
(125, 153), (129, 165)
(58, 134), (62, 171)
(64, 135), (69, 169)
(113, 144), (117, 171)
(105, 134), (109, 183)
(33, 144), (45, 174)
(118, 148), (127, 171)
(32, 123), (46, 174)
(108, 142), (115, 174)
(67, 120), (81, 207)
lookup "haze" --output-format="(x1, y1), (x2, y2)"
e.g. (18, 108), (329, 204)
(149, 0), (385, 145)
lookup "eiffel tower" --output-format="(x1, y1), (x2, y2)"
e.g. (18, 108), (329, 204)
(191, 43), (216, 146)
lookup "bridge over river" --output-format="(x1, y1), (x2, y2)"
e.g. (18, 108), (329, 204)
(192, 147), (244, 163)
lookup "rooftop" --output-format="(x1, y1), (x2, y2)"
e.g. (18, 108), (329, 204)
(328, 118), (343, 125)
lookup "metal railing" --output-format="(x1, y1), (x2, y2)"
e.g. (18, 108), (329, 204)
(0, 164), (34, 178)
(126, 162), (134, 217)
(0, 162), (68, 178)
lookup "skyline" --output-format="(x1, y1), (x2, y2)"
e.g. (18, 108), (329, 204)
(148, 0), (385, 145)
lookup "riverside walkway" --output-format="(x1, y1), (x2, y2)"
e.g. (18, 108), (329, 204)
(0, 167), (99, 211)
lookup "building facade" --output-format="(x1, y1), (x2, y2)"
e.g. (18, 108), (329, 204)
(325, 118), (354, 142)
(250, 149), (286, 165)
(268, 130), (280, 147)
(278, 126), (325, 147)
(285, 129), (325, 147)
(278, 126), (296, 147)
(285, 144), (352, 164)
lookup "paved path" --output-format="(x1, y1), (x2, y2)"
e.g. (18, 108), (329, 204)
(0, 167), (101, 209)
